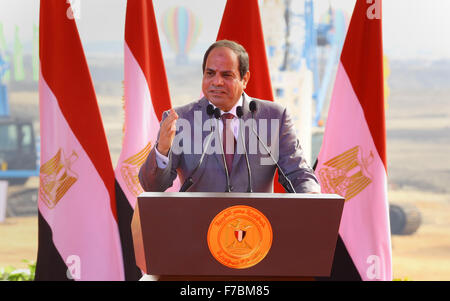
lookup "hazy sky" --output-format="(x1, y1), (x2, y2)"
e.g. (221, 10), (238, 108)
(1, 0), (450, 60)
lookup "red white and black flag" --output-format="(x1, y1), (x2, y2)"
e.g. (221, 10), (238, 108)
(36, 0), (124, 280)
(114, 0), (179, 280)
(216, 0), (274, 102)
(316, 0), (392, 280)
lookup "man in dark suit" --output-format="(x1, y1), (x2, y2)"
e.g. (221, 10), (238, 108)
(139, 40), (320, 193)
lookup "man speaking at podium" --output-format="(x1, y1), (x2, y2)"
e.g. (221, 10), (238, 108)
(139, 40), (320, 194)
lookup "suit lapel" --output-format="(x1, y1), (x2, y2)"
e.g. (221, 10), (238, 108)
(211, 117), (227, 176)
(230, 94), (253, 178)
(190, 97), (216, 182)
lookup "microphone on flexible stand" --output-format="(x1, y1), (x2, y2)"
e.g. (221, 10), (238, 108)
(236, 106), (252, 192)
(214, 108), (232, 192)
(249, 100), (296, 193)
(179, 104), (215, 192)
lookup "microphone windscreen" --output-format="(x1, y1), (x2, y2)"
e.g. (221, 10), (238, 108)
(206, 104), (215, 117)
(249, 101), (257, 113)
(236, 106), (243, 118)
(214, 108), (222, 119)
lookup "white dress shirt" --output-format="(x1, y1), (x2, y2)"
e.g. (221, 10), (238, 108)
(155, 95), (243, 169)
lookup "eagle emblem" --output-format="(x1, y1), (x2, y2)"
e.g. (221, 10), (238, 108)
(39, 148), (78, 209)
(120, 142), (152, 197)
(318, 146), (374, 201)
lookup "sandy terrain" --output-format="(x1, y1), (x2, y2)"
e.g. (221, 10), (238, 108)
(0, 216), (38, 269)
(389, 190), (450, 280)
(1, 59), (449, 280)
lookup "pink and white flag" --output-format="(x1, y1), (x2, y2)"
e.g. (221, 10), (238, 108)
(36, 0), (124, 281)
(316, 0), (392, 281)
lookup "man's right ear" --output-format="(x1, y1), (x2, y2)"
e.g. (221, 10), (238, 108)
(242, 71), (250, 89)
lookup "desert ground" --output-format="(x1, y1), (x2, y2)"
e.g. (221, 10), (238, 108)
(1, 59), (449, 280)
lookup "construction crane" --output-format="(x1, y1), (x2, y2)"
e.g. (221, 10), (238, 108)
(286, 0), (420, 236)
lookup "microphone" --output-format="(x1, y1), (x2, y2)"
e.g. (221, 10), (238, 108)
(214, 107), (232, 192)
(248, 100), (296, 193)
(213, 107), (221, 120)
(206, 103), (215, 118)
(236, 106), (252, 192)
(249, 100), (257, 114)
(179, 104), (215, 192)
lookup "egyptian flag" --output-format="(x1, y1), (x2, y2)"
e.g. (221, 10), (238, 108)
(217, 0), (288, 193)
(216, 0), (274, 101)
(315, 0), (392, 280)
(36, 0), (124, 280)
(114, 0), (179, 280)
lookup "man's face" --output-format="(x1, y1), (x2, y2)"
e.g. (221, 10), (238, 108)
(202, 47), (250, 112)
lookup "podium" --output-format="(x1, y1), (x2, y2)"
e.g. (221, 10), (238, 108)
(131, 192), (344, 280)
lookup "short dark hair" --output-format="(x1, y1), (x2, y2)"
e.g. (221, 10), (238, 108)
(202, 40), (249, 79)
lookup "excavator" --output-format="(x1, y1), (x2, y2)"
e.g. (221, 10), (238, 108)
(0, 52), (39, 217)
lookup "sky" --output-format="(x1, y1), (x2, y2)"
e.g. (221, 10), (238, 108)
(1, 0), (450, 60)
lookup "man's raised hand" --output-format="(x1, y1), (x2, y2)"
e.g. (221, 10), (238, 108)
(156, 108), (179, 156)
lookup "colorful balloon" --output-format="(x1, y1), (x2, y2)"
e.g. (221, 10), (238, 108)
(162, 6), (202, 63)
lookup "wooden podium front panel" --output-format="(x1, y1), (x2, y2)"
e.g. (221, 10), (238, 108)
(135, 192), (344, 278)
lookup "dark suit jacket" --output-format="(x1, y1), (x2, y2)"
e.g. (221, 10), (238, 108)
(139, 94), (320, 193)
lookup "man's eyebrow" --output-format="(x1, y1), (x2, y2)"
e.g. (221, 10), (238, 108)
(205, 68), (234, 75)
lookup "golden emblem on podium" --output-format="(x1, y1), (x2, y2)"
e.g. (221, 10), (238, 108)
(207, 205), (273, 269)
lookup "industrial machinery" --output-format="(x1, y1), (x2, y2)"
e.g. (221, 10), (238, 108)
(0, 52), (39, 217)
(0, 52), (39, 185)
(280, 0), (421, 236)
